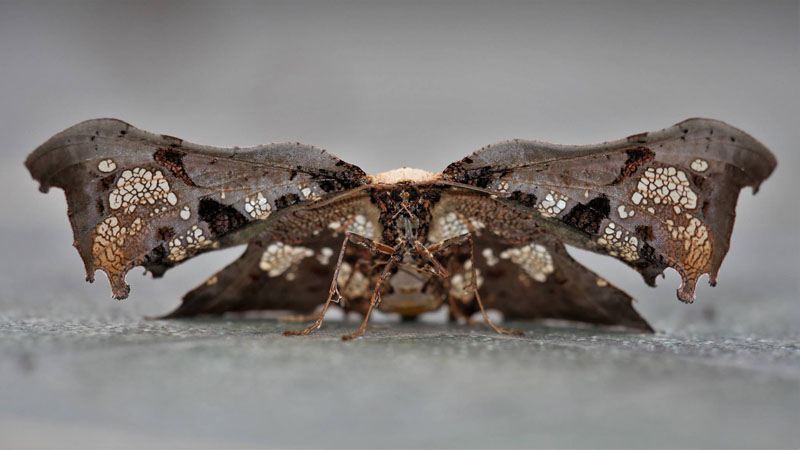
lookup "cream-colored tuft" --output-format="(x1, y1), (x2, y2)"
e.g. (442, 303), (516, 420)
(370, 167), (439, 184)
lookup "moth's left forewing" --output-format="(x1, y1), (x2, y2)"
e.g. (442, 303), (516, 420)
(26, 119), (369, 299)
(442, 119), (776, 302)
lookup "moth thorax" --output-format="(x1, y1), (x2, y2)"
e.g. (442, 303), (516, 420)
(397, 214), (420, 240)
(371, 167), (439, 184)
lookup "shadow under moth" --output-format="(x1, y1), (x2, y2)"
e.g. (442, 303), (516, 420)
(25, 118), (776, 339)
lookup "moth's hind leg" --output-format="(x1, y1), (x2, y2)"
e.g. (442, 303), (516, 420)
(283, 232), (394, 337)
(340, 254), (400, 341)
(427, 234), (524, 336)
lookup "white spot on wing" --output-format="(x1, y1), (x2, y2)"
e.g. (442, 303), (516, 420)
(259, 242), (314, 277)
(691, 158), (709, 172)
(499, 243), (554, 282)
(98, 159), (117, 173)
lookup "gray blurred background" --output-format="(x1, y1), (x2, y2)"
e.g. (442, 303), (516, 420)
(0, 1), (798, 448)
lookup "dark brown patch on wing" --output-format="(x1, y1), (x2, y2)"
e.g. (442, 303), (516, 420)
(305, 163), (367, 192)
(99, 174), (115, 191)
(153, 147), (197, 186)
(635, 225), (654, 242)
(156, 226), (175, 241)
(561, 196), (610, 234)
(441, 161), (510, 189)
(198, 198), (250, 237)
(275, 193), (300, 209)
(510, 190), (537, 208)
(611, 146), (654, 185)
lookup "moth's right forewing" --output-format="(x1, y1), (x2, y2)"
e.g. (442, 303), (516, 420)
(25, 119), (368, 299)
(442, 119), (776, 302)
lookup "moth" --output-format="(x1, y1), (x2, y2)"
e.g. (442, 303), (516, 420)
(25, 118), (775, 339)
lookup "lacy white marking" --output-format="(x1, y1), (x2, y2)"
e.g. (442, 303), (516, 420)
(429, 212), (469, 243)
(167, 225), (213, 262)
(109, 167), (176, 214)
(632, 166), (698, 213)
(495, 180), (510, 193)
(259, 242), (314, 277)
(617, 204), (635, 219)
(449, 260), (483, 301)
(317, 247), (334, 265)
(482, 248), (499, 267)
(371, 167), (439, 184)
(691, 158), (709, 172)
(298, 184), (321, 201)
(180, 206), (191, 221)
(97, 159), (117, 173)
(500, 243), (554, 282)
(538, 191), (568, 217)
(337, 262), (370, 298)
(469, 219), (486, 231)
(666, 213), (712, 257)
(92, 216), (143, 268)
(244, 192), (273, 220)
(346, 214), (375, 239)
(597, 222), (639, 262)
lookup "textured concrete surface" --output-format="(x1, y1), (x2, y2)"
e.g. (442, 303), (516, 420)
(1, 272), (798, 448)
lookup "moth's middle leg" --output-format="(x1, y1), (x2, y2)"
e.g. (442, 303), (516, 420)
(283, 232), (393, 337)
(426, 234), (524, 336)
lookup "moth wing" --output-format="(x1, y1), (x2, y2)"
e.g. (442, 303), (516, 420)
(26, 119), (368, 299)
(441, 118), (776, 302)
(162, 195), (381, 318)
(468, 234), (653, 331)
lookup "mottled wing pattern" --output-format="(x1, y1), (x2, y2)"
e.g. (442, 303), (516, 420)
(25, 119), (368, 299)
(163, 195), (381, 318)
(468, 235), (652, 331)
(441, 119), (776, 302)
(427, 188), (650, 330)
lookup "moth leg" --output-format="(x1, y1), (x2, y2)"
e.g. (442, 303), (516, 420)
(341, 254), (400, 341)
(278, 312), (325, 323)
(340, 257), (387, 305)
(411, 240), (450, 278)
(429, 233), (524, 336)
(283, 232), (391, 337)
(465, 234), (524, 336)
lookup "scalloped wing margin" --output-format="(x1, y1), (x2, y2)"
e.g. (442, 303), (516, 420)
(25, 119), (368, 299)
(441, 118), (776, 302)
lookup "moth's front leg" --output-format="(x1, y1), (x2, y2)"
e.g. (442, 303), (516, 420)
(282, 231), (393, 337)
(427, 233), (524, 336)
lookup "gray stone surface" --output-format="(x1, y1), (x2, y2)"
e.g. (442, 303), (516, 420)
(1, 296), (799, 448)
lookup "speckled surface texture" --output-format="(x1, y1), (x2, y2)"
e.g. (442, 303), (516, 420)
(1, 265), (798, 448)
